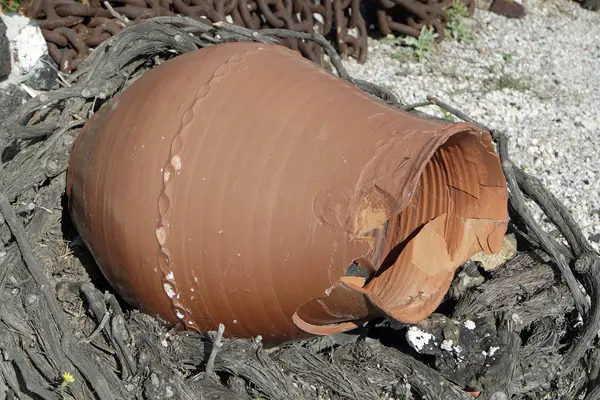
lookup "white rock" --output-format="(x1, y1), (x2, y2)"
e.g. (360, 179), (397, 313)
(0, 13), (47, 75)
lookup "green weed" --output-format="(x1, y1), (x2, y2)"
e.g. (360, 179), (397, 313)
(391, 25), (439, 62)
(53, 372), (76, 400)
(440, 109), (457, 121)
(0, 0), (21, 13)
(445, 0), (473, 43)
(484, 73), (532, 92)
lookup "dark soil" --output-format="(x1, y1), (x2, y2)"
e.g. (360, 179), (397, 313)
(0, 16), (598, 400)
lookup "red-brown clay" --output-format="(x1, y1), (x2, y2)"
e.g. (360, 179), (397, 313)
(66, 42), (509, 344)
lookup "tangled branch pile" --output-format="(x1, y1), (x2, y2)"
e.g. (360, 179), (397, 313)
(16, 0), (474, 72)
(0, 16), (598, 400)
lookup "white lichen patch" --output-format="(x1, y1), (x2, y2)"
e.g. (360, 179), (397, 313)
(441, 339), (454, 352)
(166, 271), (174, 280)
(406, 326), (433, 352)
(464, 320), (476, 330)
(483, 346), (500, 357)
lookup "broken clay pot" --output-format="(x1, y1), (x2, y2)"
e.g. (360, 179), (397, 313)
(66, 42), (509, 344)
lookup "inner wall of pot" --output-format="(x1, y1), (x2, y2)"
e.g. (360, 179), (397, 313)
(291, 130), (507, 334)
(362, 130), (504, 319)
(372, 132), (473, 272)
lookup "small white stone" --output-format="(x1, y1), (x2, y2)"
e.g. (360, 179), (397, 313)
(440, 339), (454, 352)
(406, 326), (432, 352)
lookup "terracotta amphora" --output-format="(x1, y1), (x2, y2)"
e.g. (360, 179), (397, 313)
(66, 42), (508, 344)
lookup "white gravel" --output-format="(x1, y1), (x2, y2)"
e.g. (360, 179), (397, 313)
(342, 0), (600, 251)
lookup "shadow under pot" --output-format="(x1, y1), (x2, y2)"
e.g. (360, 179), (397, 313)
(66, 42), (509, 345)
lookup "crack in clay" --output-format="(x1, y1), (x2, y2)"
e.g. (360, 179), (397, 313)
(155, 47), (262, 329)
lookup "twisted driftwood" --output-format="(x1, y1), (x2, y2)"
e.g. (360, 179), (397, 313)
(0, 16), (598, 400)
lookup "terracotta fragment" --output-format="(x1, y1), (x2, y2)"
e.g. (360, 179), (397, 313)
(66, 42), (509, 344)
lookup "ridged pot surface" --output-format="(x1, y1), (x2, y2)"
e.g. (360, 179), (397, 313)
(66, 42), (508, 343)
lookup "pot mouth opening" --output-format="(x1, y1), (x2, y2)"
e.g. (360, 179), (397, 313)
(293, 129), (508, 335)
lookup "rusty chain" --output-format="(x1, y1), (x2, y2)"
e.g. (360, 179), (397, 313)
(375, 0), (474, 41)
(17, 0), (472, 73)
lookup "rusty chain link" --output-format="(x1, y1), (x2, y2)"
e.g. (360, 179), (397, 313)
(18, 0), (472, 73)
(375, 0), (474, 41)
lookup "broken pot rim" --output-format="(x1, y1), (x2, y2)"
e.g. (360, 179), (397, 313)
(291, 124), (507, 336)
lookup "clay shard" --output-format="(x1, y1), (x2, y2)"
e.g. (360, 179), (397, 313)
(66, 42), (508, 344)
